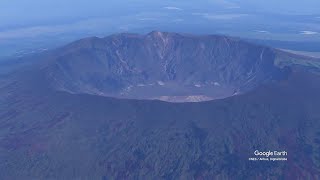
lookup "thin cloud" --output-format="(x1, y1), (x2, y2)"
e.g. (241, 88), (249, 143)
(226, 6), (240, 9)
(172, 19), (184, 22)
(300, 31), (318, 35)
(193, 13), (248, 20)
(135, 12), (169, 22)
(163, 6), (183, 11)
(255, 30), (270, 33)
(138, 18), (158, 21)
(210, 0), (240, 9)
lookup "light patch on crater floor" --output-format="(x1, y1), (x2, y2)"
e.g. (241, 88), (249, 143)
(137, 84), (146, 87)
(155, 95), (214, 102)
(157, 81), (165, 86)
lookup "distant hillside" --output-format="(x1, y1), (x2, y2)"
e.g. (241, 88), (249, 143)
(248, 39), (320, 52)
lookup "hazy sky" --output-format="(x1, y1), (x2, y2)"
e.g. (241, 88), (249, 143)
(1, 0), (320, 59)
(1, 0), (320, 28)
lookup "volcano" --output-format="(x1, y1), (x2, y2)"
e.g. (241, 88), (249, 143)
(1, 32), (320, 179)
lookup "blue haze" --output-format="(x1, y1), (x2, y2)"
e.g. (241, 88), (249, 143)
(1, 0), (320, 59)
